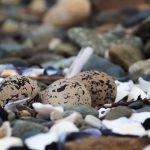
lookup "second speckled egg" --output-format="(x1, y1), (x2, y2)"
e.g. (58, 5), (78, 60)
(40, 79), (91, 106)
(72, 71), (117, 107)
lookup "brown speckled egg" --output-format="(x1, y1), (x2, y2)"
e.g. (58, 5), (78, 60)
(40, 79), (91, 106)
(72, 71), (117, 107)
(0, 75), (40, 107)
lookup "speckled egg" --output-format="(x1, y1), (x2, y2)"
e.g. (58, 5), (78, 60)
(40, 79), (91, 106)
(72, 71), (117, 107)
(0, 75), (40, 107)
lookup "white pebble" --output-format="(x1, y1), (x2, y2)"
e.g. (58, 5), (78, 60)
(0, 122), (11, 138)
(32, 103), (64, 118)
(85, 115), (102, 128)
(143, 145), (150, 150)
(138, 77), (150, 93)
(50, 121), (79, 137)
(102, 117), (146, 137)
(0, 137), (23, 150)
(25, 132), (58, 150)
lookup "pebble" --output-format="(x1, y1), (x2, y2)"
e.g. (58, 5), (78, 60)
(43, 0), (91, 27)
(0, 137), (23, 150)
(63, 104), (99, 118)
(143, 145), (150, 150)
(128, 100), (143, 109)
(138, 77), (150, 93)
(84, 115), (102, 128)
(104, 106), (133, 120)
(82, 55), (127, 78)
(50, 110), (64, 121)
(25, 132), (58, 150)
(136, 105), (150, 113)
(50, 121), (79, 137)
(68, 27), (121, 57)
(109, 41), (144, 71)
(102, 117), (146, 136)
(0, 122), (11, 139)
(143, 118), (150, 130)
(40, 78), (91, 106)
(12, 120), (49, 139)
(72, 71), (117, 107)
(144, 40), (150, 58)
(32, 103), (64, 118)
(19, 110), (31, 117)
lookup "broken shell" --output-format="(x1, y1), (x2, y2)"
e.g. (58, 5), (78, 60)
(72, 71), (117, 107)
(40, 79), (91, 106)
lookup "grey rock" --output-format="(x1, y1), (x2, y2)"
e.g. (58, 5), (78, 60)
(63, 104), (99, 118)
(82, 54), (127, 78)
(68, 27), (121, 57)
(105, 106), (133, 120)
(136, 105), (150, 113)
(109, 37), (144, 71)
(7, 112), (16, 122)
(12, 120), (48, 139)
(128, 101), (143, 109)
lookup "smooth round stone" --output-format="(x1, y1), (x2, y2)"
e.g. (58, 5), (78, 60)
(105, 106), (133, 120)
(7, 112), (16, 122)
(136, 105), (150, 113)
(143, 118), (150, 130)
(63, 104), (99, 118)
(128, 100), (143, 109)
(84, 115), (102, 128)
(82, 55), (127, 78)
(50, 110), (64, 121)
(12, 120), (49, 139)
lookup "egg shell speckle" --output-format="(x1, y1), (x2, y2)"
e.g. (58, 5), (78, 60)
(0, 75), (40, 107)
(72, 71), (117, 107)
(40, 79), (91, 106)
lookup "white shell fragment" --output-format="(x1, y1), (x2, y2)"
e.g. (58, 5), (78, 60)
(32, 103), (64, 118)
(85, 115), (102, 128)
(98, 108), (110, 119)
(138, 77), (150, 93)
(50, 121), (79, 137)
(0, 137), (23, 150)
(65, 47), (93, 79)
(130, 112), (150, 123)
(127, 86), (147, 101)
(102, 117), (146, 137)
(25, 132), (58, 150)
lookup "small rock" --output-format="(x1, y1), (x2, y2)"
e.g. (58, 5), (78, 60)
(0, 137), (23, 150)
(43, 0), (91, 27)
(128, 100), (143, 109)
(82, 55), (127, 78)
(84, 115), (102, 128)
(103, 117), (146, 136)
(138, 77), (150, 93)
(98, 108), (110, 119)
(25, 132), (58, 150)
(109, 40), (144, 71)
(50, 121), (79, 137)
(19, 110), (31, 117)
(12, 120), (49, 139)
(129, 59), (150, 79)
(50, 110), (64, 121)
(63, 104), (99, 118)
(136, 105), (150, 113)
(144, 40), (150, 58)
(105, 106), (133, 120)
(68, 28), (121, 57)
(0, 122), (11, 139)
(143, 118), (150, 130)
(7, 112), (16, 122)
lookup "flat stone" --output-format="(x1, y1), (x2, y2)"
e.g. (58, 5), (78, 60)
(65, 136), (150, 150)
(105, 106), (133, 120)
(82, 55), (127, 78)
(63, 104), (99, 118)
(12, 120), (49, 139)
(136, 105), (150, 113)
(84, 115), (102, 128)
(110, 39), (144, 71)
(68, 27), (121, 57)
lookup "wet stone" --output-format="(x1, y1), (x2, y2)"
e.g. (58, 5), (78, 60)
(12, 120), (49, 139)
(128, 100), (144, 109)
(63, 104), (99, 118)
(105, 106), (133, 120)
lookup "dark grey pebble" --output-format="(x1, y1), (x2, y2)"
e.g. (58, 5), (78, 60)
(142, 118), (150, 130)
(0, 106), (8, 121)
(128, 100), (143, 109)
(136, 105), (150, 113)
